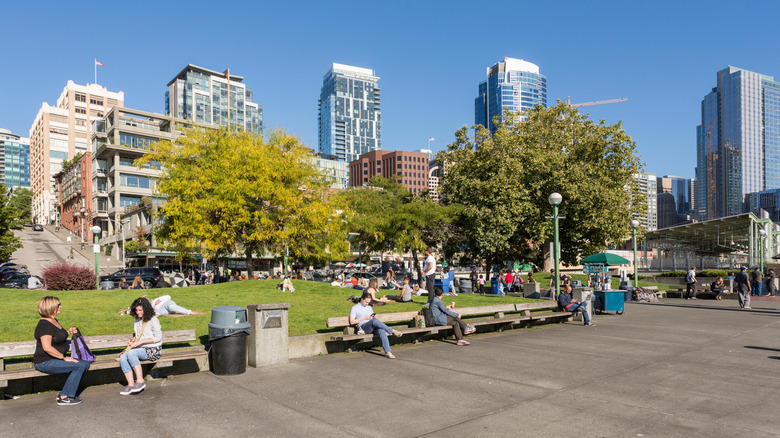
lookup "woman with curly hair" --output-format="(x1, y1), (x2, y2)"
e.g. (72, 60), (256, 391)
(118, 297), (161, 395)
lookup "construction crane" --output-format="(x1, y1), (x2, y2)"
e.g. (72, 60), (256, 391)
(567, 97), (628, 108)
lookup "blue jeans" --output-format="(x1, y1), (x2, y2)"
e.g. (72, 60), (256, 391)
(752, 282), (763, 296)
(567, 302), (590, 325)
(34, 359), (90, 398)
(155, 300), (191, 315)
(119, 347), (149, 373)
(359, 318), (394, 353)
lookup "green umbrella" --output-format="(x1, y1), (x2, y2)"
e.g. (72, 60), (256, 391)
(581, 252), (630, 266)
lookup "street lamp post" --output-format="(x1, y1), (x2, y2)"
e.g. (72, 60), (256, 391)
(630, 219), (640, 289)
(90, 225), (101, 289)
(79, 207), (86, 242)
(548, 193), (563, 300)
(758, 228), (766, 276)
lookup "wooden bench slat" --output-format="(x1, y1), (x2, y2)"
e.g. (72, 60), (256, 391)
(326, 311), (420, 328)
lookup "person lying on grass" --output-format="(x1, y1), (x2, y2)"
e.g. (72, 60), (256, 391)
(119, 295), (205, 317)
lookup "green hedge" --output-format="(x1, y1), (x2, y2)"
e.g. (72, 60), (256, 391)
(655, 269), (733, 278)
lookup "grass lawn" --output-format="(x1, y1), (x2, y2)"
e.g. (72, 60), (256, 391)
(0, 279), (543, 345)
(2, 274), (675, 346)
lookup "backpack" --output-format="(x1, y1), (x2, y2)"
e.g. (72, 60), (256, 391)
(70, 328), (95, 362)
(420, 307), (436, 327)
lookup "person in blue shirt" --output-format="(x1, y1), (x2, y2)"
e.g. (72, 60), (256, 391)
(557, 285), (594, 326)
(430, 288), (475, 345)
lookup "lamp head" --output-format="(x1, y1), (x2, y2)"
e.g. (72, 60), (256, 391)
(630, 219), (640, 228)
(758, 229), (766, 236)
(89, 225), (101, 235)
(548, 192), (562, 206)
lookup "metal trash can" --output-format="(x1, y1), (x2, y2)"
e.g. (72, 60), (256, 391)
(208, 305), (251, 375)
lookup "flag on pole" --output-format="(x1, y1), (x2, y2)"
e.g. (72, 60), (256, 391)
(95, 59), (104, 67)
(428, 137), (435, 141)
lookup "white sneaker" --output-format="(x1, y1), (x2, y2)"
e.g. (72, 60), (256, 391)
(357, 328), (365, 335)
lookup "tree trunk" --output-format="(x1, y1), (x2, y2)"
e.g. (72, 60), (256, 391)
(541, 238), (554, 273)
(411, 248), (421, 284)
(245, 247), (255, 279)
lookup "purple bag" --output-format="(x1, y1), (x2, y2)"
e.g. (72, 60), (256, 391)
(70, 328), (96, 362)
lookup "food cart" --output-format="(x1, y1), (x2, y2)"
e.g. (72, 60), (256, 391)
(581, 252), (630, 315)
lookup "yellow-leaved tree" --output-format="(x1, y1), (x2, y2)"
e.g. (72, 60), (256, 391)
(139, 126), (349, 277)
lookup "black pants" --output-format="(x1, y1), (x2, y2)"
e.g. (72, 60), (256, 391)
(685, 282), (696, 299)
(446, 315), (467, 340)
(426, 274), (435, 303)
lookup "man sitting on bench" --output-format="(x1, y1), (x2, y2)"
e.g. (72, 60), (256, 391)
(430, 288), (475, 345)
(557, 285), (594, 326)
(349, 291), (402, 359)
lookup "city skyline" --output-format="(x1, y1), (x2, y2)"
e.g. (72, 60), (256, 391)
(3, 1), (780, 181)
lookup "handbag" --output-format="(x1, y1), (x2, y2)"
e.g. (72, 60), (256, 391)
(70, 328), (96, 362)
(115, 320), (149, 362)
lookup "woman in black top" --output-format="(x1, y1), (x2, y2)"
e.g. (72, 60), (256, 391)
(33, 296), (90, 405)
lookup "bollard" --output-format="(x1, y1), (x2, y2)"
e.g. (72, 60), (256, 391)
(247, 303), (290, 368)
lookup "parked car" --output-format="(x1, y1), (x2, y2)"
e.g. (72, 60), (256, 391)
(32, 224), (43, 231)
(100, 267), (164, 289)
(0, 273), (40, 289)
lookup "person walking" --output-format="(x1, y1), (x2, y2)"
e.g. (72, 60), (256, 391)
(423, 248), (437, 304)
(684, 267), (698, 300)
(735, 266), (752, 309)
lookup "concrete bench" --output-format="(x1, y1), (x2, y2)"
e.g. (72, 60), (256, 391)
(326, 302), (572, 349)
(0, 329), (206, 391)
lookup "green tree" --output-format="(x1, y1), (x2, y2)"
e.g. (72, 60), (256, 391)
(140, 126), (349, 277)
(7, 188), (32, 223)
(339, 177), (461, 279)
(439, 102), (644, 270)
(0, 184), (23, 260)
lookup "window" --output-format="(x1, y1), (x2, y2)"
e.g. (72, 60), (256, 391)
(90, 98), (103, 106)
(75, 93), (86, 102)
(363, 162), (367, 167)
(397, 164), (402, 169)
(120, 174), (152, 189)
(119, 195), (142, 207)
(75, 108), (86, 114)
(363, 170), (368, 175)
(50, 151), (68, 160)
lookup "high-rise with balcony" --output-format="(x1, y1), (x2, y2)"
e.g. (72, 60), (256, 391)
(696, 66), (780, 220)
(165, 65), (262, 133)
(475, 57), (547, 133)
(318, 63), (381, 165)
(29, 81), (124, 223)
(0, 129), (30, 189)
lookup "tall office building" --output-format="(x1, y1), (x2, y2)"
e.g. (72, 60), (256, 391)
(0, 129), (30, 189)
(475, 57), (547, 133)
(29, 81), (124, 223)
(657, 175), (692, 228)
(633, 173), (658, 231)
(165, 65), (262, 133)
(318, 63), (382, 164)
(696, 66), (780, 220)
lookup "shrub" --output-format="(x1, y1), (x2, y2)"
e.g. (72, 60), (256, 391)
(104, 243), (114, 256)
(656, 269), (732, 278)
(42, 262), (97, 290)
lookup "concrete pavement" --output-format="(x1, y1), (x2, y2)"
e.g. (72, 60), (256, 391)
(3, 299), (780, 437)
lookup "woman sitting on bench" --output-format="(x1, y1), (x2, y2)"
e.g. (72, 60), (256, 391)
(711, 277), (726, 300)
(119, 297), (161, 396)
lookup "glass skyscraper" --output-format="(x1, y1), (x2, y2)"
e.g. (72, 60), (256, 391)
(165, 65), (262, 133)
(696, 66), (780, 220)
(318, 63), (381, 164)
(0, 129), (30, 189)
(475, 57), (547, 133)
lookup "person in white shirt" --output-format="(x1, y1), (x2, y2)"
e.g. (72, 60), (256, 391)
(27, 275), (43, 289)
(423, 248), (437, 304)
(349, 292), (401, 359)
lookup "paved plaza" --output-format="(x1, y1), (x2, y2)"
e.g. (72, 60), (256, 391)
(3, 299), (780, 437)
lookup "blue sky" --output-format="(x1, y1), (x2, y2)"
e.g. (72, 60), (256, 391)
(2, 0), (780, 179)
